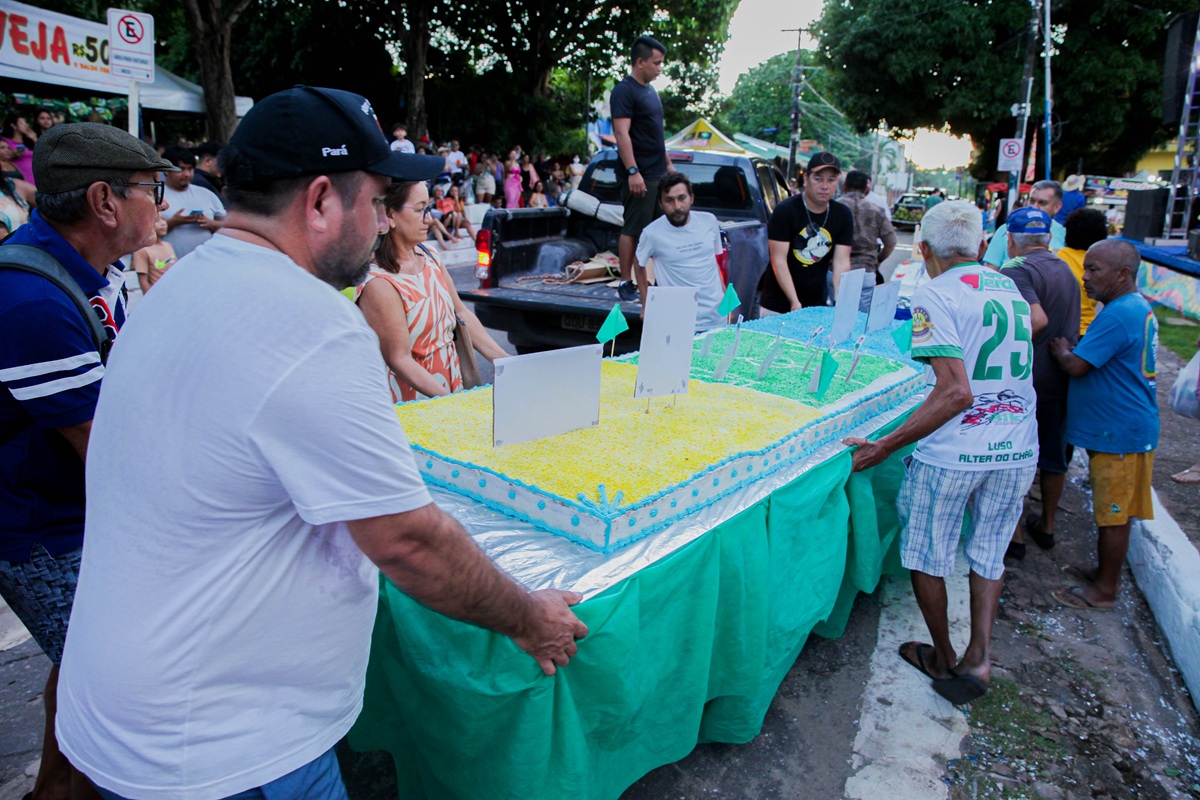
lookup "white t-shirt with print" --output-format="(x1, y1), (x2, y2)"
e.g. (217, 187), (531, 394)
(636, 211), (725, 331)
(909, 262), (1038, 471)
(56, 235), (433, 800)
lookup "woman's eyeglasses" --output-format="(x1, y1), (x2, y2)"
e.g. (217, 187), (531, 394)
(407, 202), (435, 218)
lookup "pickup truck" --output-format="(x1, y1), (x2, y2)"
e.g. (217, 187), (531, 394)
(460, 150), (791, 354)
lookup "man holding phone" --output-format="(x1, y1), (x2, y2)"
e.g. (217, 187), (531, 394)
(162, 145), (225, 259)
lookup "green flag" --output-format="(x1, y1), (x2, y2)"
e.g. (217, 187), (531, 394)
(816, 351), (838, 401)
(596, 304), (629, 344)
(718, 284), (740, 317)
(891, 319), (913, 354)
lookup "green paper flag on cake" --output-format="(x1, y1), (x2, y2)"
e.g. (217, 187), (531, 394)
(891, 320), (913, 354)
(596, 304), (629, 344)
(816, 351), (838, 401)
(718, 284), (740, 317)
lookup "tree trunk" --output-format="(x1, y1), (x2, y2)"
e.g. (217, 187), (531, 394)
(402, 0), (432, 140)
(182, 0), (253, 142)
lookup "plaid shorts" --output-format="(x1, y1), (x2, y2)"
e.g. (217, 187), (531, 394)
(898, 460), (1036, 581)
(0, 544), (83, 665)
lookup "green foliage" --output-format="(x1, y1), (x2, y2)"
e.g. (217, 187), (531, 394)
(719, 50), (879, 168)
(814, 0), (1192, 178)
(16, 0), (735, 154)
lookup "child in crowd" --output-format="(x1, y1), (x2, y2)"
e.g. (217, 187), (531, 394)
(131, 211), (177, 294)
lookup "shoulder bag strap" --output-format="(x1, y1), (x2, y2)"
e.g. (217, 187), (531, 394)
(0, 244), (111, 364)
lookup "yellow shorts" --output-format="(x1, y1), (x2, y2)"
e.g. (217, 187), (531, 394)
(1088, 450), (1155, 526)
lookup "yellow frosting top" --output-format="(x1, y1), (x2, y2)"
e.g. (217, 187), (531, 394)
(395, 361), (819, 504)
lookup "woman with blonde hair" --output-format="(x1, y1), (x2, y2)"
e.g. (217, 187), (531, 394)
(356, 180), (507, 402)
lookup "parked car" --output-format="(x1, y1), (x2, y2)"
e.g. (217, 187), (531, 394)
(891, 193), (925, 228)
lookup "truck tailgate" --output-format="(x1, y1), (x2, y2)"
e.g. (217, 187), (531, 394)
(459, 283), (637, 316)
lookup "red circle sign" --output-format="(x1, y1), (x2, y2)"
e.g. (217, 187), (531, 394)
(117, 15), (144, 45)
(1001, 140), (1021, 158)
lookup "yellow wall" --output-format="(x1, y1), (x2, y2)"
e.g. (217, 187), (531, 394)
(1136, 141), (1178, 176)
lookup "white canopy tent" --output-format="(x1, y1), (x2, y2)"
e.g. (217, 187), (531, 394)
(0, 61), (253, 118)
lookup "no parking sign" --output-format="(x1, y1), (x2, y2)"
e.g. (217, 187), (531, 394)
(107, 8), (154, 82)
(997, 138), (1024, 172)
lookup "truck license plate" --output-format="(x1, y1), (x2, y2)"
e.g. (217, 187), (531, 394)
(561, 314), (602, 333)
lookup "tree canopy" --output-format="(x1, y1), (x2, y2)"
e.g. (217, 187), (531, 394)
(717, 50), (878, 168)
(30, 0), (736, 148)
(814, 0), (1192, 177)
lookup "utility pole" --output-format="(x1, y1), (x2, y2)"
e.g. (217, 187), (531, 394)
(1009, 0), (1041, 213)
(783, 27), (807, 187)
(1042, 0), (1053, 180)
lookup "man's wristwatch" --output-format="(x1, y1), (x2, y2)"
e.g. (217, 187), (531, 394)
(626, 165), (639, 175)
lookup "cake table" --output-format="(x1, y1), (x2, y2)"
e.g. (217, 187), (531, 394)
(347, 312), (924, 800)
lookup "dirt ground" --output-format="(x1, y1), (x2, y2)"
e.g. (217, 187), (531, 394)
(940, 342), (1200, 800)
(1152, 344), (1200, 552)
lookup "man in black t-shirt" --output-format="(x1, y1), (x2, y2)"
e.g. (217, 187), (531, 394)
(760, 151), (853, 313)
(611, 35), (675, 302)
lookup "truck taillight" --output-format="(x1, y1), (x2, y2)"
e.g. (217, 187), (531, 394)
(475, 229), (492, 286)
(716, 247), (729, 287)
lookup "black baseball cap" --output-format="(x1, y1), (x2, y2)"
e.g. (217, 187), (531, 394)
(225, 86), (445, 187)
(805, 151), (842, 175)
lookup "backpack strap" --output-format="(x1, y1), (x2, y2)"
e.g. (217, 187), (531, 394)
(0, 244), (112, 364)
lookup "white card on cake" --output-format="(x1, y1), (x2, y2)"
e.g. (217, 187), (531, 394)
(635, 286), (698, 398)
(829, 268), (867, 345)
(493, 344), (602, 447)
(866, 281), (902, 333)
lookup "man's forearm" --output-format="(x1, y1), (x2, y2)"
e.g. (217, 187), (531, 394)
(614, 132), (636, 170)
(352, 506), (534, 638)
(876, 382), (972, 456)
(768, 246), (800, 307)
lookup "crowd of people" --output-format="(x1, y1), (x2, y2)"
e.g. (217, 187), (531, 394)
(0, 31), (1182, 800)
(388, 122), (586, 216)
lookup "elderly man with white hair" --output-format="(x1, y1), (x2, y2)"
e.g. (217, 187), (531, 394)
(845, 200), (1038, 707)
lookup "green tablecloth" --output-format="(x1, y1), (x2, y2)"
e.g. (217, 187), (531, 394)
(348, 413), (914, 800)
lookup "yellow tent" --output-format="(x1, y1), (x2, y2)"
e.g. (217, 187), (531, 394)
(665, 118), (747, 153)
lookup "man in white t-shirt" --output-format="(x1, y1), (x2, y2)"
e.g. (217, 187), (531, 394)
(447, 139), (468, 176)
(161, 146), (225, 258)
(845, 201), (1036, 708)
(55, 87), (588, 800)
(634, 173), (726, 331)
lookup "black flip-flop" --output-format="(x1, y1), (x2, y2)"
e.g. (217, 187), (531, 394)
(1024, 514), (1055, 550)
(933, 670), (988, 706)
(898, 641), (944, 680)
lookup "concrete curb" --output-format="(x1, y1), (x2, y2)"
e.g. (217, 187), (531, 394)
(1127, 488), (1200, 709)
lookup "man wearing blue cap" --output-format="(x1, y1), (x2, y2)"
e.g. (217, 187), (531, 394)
(55, 87), (588, 800)
(999, 205), (1080, 560)
(982, 180), (1066, 268)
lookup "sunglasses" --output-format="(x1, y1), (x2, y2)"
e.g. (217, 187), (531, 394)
(115, 180), (166, 205)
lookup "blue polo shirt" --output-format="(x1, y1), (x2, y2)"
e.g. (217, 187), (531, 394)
(1063, 291), (1158, 454)
(0, 211), (126, 563)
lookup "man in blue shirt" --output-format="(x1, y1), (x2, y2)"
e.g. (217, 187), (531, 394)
(982, 180), (1067, 268)
(0, 123), (173, 799)
(1049, 239), (1158, 611)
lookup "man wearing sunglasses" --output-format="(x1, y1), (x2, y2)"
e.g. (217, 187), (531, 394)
(0, 122), (175, 800)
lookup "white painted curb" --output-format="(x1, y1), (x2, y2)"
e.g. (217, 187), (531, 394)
(844, 557), (971, 800)
(1127, 488), (1200, 709)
